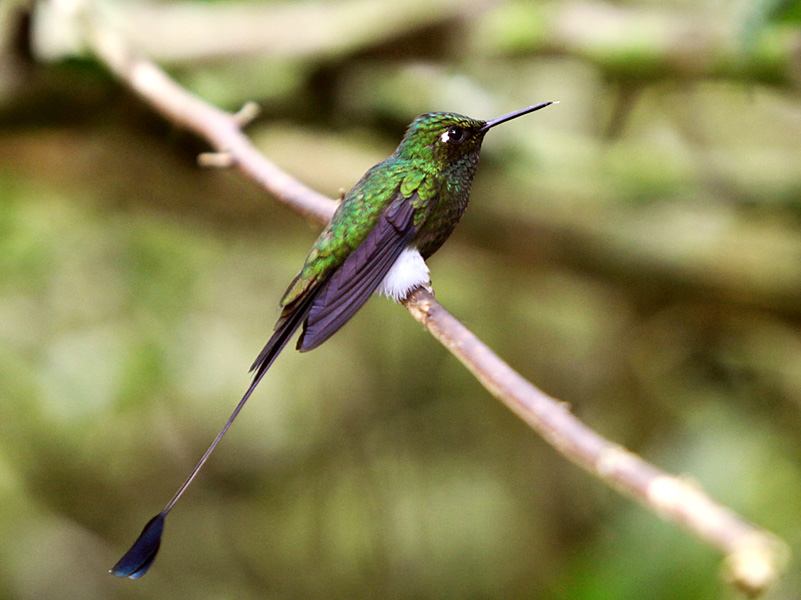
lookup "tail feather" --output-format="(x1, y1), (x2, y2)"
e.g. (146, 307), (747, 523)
(250, 284), (322, 380)
(109, 286), (323, 580)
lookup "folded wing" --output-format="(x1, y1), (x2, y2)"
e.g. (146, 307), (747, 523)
(297, 195), (417, 352)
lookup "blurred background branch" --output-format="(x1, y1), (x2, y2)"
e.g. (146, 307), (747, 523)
(27, 0), (801, 87)
(1, 0), (801, 599)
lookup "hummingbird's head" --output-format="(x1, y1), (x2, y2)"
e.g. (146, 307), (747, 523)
(394, 103), (555, 169)
(395, 112), (487, 167)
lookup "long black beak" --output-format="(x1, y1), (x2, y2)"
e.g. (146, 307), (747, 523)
(478, 101), (556, 133)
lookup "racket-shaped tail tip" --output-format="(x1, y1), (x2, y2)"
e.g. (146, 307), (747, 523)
(109, 512), (166, 579)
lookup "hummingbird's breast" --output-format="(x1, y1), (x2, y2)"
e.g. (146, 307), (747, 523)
(414, 153), (480, 258)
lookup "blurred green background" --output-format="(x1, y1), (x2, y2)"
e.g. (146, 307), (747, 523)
(1, 0), (801, 598)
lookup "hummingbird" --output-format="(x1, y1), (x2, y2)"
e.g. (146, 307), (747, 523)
(110, 101), (555, 579)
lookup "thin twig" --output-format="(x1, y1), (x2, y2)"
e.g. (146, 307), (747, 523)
(69, 4), (787, 595)
(401, 288), (788, 596)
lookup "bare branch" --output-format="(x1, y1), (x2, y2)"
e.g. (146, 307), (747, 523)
(64, 4), (788, 595)
(401, 287), (788, 596)
(77, 4), (335, 225)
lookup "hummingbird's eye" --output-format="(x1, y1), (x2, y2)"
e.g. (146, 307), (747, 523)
(442, 126), (468, 145)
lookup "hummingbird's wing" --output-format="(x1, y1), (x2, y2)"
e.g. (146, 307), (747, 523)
(297, 195), (417, 351)
(249, 193), (417, 376)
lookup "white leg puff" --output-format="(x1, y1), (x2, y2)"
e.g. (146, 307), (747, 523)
(378, 247), (430, 302)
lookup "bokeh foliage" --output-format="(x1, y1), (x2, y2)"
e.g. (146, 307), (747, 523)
(1, 0), (801, 598)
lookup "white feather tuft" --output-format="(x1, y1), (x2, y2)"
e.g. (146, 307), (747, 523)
(378, 247), (430, 302)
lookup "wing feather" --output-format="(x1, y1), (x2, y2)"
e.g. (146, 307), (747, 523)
(297, 196), (417, 352)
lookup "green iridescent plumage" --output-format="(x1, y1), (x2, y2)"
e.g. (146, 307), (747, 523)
(280, 112), (485, 309)
(110, 102), (554, 580)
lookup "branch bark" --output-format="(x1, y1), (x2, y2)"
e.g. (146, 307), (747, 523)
(57, 2), (788, 595)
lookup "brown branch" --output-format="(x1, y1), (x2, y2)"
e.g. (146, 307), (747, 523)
(65, 4), (787, 595)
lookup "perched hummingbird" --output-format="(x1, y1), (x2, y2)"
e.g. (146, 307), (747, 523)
(110, 101), (555, 579)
